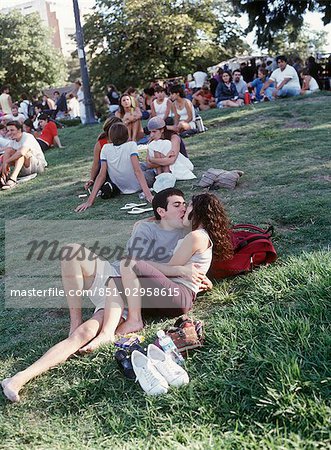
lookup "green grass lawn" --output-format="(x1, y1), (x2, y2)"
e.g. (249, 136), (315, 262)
(0, 93), (330, 449)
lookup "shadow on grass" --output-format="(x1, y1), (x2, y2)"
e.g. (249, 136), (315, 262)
(1, 251), (329, 448)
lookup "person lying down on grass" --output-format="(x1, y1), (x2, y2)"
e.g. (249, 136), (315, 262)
(79, 192), (233, 352)
(1, 190), (232, 402)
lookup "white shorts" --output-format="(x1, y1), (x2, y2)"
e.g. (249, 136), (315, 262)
(89, 258), (119, 312)
(19, 156), (46, 176)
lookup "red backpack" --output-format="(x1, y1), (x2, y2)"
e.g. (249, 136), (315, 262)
(209, 224), (277, 279)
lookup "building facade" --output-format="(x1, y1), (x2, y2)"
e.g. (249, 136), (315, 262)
(1, 0), (95, 57)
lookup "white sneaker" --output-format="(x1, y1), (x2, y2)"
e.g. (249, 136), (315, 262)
(131, 350), (169, 396)
(147, 344), (189, 387)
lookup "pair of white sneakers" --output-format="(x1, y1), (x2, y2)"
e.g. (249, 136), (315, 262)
(131, 344), (189, 396)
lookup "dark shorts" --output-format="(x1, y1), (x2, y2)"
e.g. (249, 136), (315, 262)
(36, 138), (50, 152)
(113, 260), (195, 319)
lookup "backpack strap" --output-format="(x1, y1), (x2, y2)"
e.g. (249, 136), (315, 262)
(232, 223), (274, 236)
(236, 234), (274, 250)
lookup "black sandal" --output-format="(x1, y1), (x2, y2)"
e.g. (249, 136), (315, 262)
(1, 177), (18, 190)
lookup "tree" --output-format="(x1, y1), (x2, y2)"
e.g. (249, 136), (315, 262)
(268, 24), (328, 59)
(230, 0), (331, 48)
(0, 11), (67, 99)
(83, 0), (250, 91)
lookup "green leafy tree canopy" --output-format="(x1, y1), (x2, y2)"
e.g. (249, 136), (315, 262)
(230, 0), (331, 48)
(0, 11), (67, 99)
(83, 0), (250, 91)
(268, 24), (328, 59)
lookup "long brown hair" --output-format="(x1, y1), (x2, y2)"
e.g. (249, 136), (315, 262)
(98, 116), (122, 141)
(189, 193), (233, 259)
(118, 94), (133, 117)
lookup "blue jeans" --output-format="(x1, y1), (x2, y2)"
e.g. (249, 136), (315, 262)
(266, 86), (300, 100)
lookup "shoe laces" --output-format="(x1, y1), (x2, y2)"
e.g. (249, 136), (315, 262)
(158, 358), (180, 378)
(136, 363), (161, 387)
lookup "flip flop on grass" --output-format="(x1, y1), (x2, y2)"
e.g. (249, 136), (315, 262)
(127, 207), (153, 215)
(1, 178), (17, 190)
(120, 203), (147, 210)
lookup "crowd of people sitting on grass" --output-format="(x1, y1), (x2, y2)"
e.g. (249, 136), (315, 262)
(0, 53), (330, 402)
(0, 53), (329, 192)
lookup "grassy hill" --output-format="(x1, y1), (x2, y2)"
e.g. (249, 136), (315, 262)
(0, 93), (330, 449)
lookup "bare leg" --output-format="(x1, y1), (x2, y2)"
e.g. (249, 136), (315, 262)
(79, 278), (124, 353)
(61, 244), (99, 336)
(1, 310), (104, 402)
(127, 123), (133, 141)
(116, 259), (144, 335)
(10, 156), (26, 181)
(178, 121), (192, 133)
(1, 148), (15, 178)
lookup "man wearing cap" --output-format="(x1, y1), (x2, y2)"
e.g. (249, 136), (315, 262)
(261, 55), (301, 99)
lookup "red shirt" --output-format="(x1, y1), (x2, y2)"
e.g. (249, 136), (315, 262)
(98, 137), (108, 148)
(39, 121), (58, 146)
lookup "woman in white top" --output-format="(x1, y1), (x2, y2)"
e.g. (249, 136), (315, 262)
(83, 192), (234, 344)
(169, 85), (196, 133)
(300, 69), (320, 95)
(150, 85), (172, 120)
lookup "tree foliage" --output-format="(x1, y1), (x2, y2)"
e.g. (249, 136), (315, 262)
(83, 0), (250, 91)
(268, 24), (328, 59)
(230, 0), (331, 48)
(0, 11), (67, 98)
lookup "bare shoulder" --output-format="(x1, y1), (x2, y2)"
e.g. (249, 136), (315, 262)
(182, 229), (209, 248)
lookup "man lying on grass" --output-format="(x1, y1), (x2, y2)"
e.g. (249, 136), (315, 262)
(1, 188), (214, 402)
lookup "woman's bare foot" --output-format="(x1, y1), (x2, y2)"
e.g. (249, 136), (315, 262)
(116, 319), (144, 336)
(79, 332), (115, 354)
(1, 377), (22, 403)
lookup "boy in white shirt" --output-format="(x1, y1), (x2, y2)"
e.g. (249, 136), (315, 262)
(75, 122), (153, 212)
(1, 121), (47, 189)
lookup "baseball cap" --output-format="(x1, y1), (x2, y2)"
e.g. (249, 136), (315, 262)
(147, 116), (166, 131)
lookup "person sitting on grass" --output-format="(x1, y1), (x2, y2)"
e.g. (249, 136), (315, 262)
(80, 192), (233, 348)
(75, 122), (153, 212)
(140, 87), (155, 120)
(192, 84), (216, 111)
(83, 116), (122, 191)
(1, 187), (210, 402)
(36, 114), (64, 151)
(115, 94), (144, 142)
(3, 104), (26, 124)
(146, 116), (195, 180)
(232, 69), (247, 100)
(260, 55), (301, 100)
(0, 123), (10, 148)
(300, 69), (320, 95)
(150, 85), (172, 120)
(23, 119), (37, 136)
(0, 121), (47, 190)
(168, 85), (197, 133)
(247, 68), (273, 102)
(216, 71), (244, 108)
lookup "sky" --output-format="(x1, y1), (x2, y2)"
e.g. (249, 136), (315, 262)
(6, 0), (331, 53)
(240, 11), (331, 53)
